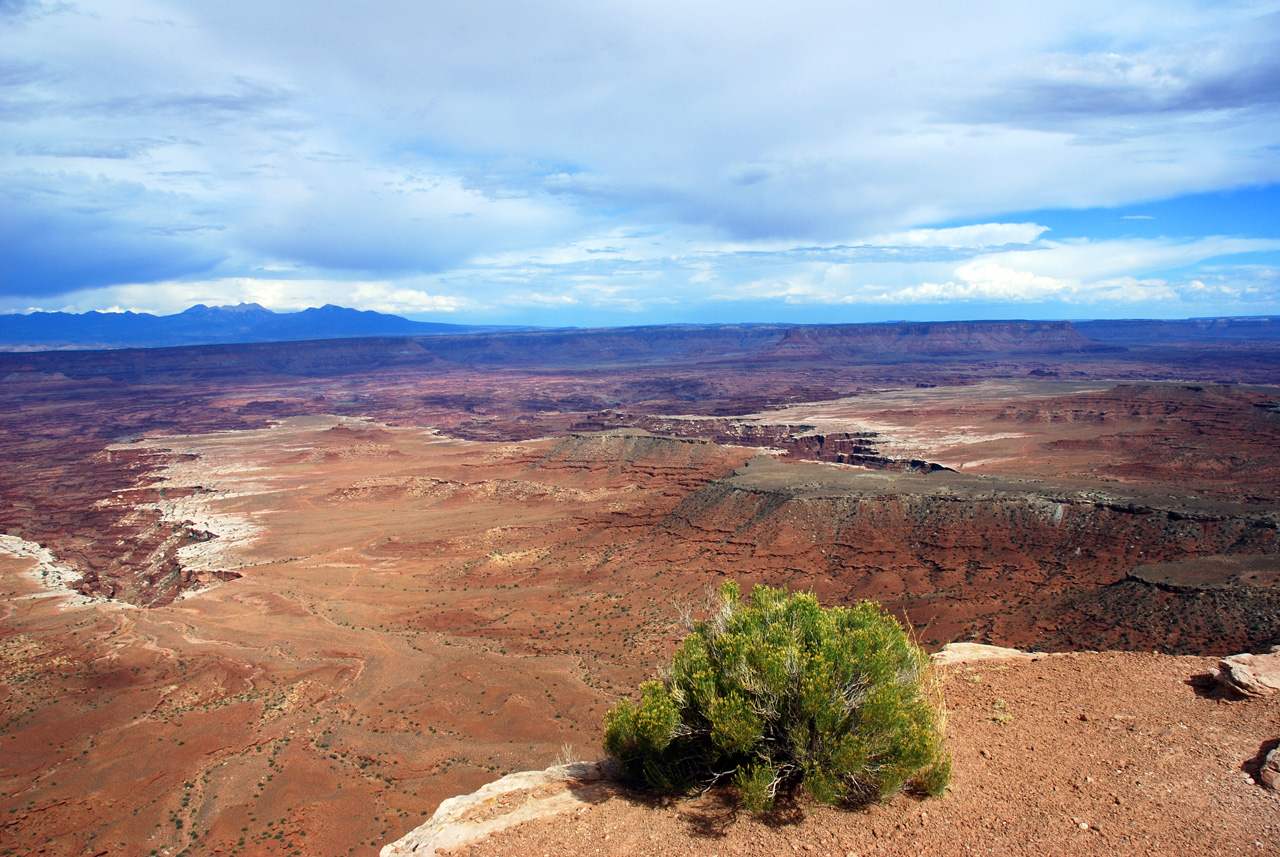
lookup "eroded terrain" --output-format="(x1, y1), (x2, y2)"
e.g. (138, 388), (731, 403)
(3, 321), (1280, 856)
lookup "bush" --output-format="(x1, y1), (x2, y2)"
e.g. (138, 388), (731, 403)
(603, 582), (950, 812)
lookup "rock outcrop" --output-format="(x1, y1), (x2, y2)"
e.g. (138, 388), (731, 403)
(656, 456), (1280, 654)
(383, 645), (1047, 856)
(1261, 747), (1280, 790)
(930, 642), (1048, 666)
(1212, 646), (1280, 697)
(380, 760), (622, 857)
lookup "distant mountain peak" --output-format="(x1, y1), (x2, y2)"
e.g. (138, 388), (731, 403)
(0, 303), (512, 351)
(179, 302), (273, 318)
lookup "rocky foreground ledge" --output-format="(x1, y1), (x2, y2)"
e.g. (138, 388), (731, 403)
(380, 760), (624, 857)
(384, 645), (1280, 857)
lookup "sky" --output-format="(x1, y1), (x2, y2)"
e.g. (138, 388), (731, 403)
(3, 0), (1280, 327)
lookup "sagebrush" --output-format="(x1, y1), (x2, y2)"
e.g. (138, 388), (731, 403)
(603, 582), (950, 812)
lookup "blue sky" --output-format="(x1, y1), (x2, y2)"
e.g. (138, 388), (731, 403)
(3, 1), (1280, 326)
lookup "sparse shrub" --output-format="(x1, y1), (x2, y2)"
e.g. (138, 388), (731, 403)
(603, 582), (950, 813)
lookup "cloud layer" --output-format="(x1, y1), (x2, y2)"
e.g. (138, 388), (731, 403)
(3, 1), (1279, 322)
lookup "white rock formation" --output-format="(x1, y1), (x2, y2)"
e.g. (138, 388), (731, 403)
(0, 534), (97, 605)
(381, 760), (621, 857)
(930, 642), (1047, 666)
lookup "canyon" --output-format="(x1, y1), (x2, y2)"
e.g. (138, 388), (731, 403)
(2, 319), (1279, 856)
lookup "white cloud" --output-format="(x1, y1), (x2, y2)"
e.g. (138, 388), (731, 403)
(921, 264), (1073, 302)
(34, 278), (471, 317)
(498, 291), (581, 308)
(976, 236), (1280, 283)
(348, 283), (473, 315)
(3, 1), (1279, 323)
(718, 235), (1280, 309)
(864, 223), (1051, 248)
(7, 232), (1279, 321)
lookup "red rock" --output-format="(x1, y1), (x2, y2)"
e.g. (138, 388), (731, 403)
(1213, 647), (1280, 697)
(1261, 747), (1280, 790)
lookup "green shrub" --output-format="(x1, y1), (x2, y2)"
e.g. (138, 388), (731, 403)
(603, 582), (950, 812)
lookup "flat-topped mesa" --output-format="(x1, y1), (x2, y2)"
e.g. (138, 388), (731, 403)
(415, 320), (1108, 368)
(530, 429), (752, 488)
(0, 320), (1108, 381)
(568, 415), (950, 472)
(1127, 555), (1280, 593)
(763, 320), (1104, 359)
(656, 456), (1280, 655)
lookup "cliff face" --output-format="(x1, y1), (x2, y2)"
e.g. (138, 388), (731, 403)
(414, 320), (1105, 367)
(655, 458), (1280, 654)
(1075, 316), (1280, 345)
(0, 438), (241, 605)
(568, 416), (950, 472)
(0, 320), (1104, 381)
(762, 320), (1103, 359)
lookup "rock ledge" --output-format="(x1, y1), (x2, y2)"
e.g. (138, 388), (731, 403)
(380, 760), (622, 857)
(383, 644), (1054, 855)
(1212, 646), (1280, 697)
(930, 642), (1048, 666)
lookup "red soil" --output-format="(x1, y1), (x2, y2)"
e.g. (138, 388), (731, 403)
(463, 652), (1280, 857)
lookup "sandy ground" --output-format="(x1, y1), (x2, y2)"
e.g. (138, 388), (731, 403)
(460, 652), (1280, 857)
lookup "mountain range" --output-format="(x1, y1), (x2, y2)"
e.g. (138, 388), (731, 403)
(0, 303), (513, 350)
(5, 304), (1280, 355)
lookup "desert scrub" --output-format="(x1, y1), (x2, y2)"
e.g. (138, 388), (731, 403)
(603, 582), (950, 812)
